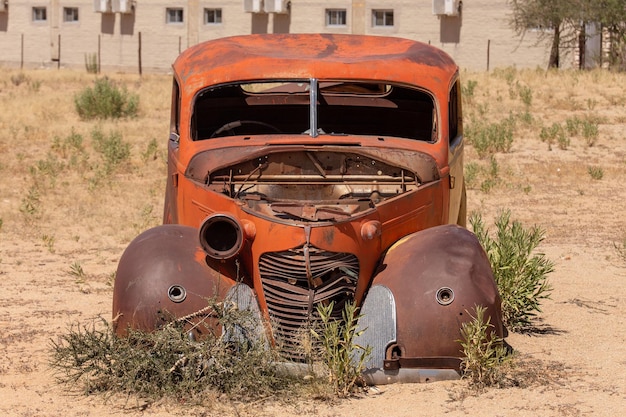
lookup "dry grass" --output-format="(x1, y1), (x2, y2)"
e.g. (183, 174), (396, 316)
(0, 69), (167, 253)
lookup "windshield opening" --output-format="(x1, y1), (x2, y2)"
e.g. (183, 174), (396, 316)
(191, 80), (436, 141)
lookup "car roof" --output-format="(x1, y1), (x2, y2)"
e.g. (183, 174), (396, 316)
(173, 34), (458, 96)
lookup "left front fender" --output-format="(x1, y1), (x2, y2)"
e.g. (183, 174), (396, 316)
(112, 225), (238, 337)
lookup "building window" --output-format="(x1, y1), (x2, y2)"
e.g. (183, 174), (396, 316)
(63, 7), (79, 23)
(32, 7), (47, 22)
(372, 10), (394, 27)
(326, 9), (347, 26)
(204, 8), (222, 24)
(166, 8), (184, 24)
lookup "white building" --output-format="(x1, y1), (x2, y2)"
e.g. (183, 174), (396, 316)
(0, 1), (553, 73)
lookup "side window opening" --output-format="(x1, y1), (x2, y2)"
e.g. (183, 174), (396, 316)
(448, 80), (462, 144)
(170, 78), (180, 141)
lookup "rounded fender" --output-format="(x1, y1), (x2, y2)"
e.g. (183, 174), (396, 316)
(112, 224), (238, 337)
(367, 224), (503, 364)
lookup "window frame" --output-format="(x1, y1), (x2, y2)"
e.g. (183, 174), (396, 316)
(166, 8), (185, 25)
(204, 8), (222, 25)
(62, 7), (79, 23)
(325, 9), (347, 27)
(371, 9), (394, 28)
(32, 7), (47, 23)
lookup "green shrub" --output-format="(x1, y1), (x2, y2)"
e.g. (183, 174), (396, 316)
(20, 185), (42, 223)
(470, 210), (554, 331)
(91, 128), (131, 174)
(50, 304), (293, 402)
(462, 79), (478, 102)
(74, 78), (138, 120)
(587, 166), (603, 180)
(459, 305), (511, 389)
(540, 122), (569, 150)
(581, 120), (599, 146)
(465, 157), (501, 193)
(311, 301), (371, 397)
(52, 130), (89, 171)
(84, 53), (99, 74)
(466, 115), (515, 158)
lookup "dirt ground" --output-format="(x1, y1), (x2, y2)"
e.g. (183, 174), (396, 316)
(0, 68), (625, 416)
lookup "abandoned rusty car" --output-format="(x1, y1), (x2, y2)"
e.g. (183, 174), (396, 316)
(112, 34), (504, 384)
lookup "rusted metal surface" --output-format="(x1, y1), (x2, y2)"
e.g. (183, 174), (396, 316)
(113, 34), (504, 382)
(370, 225), (503, 364)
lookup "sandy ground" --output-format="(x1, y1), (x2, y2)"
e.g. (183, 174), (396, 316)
(0, 69), (625, 416)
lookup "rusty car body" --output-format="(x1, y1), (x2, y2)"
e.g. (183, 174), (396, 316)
(112, 34), (504, 384)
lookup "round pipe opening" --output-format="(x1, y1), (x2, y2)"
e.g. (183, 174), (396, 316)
(199, 214), (244, 260)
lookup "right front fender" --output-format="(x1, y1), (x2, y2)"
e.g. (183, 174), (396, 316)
(356, 224), (504, 383)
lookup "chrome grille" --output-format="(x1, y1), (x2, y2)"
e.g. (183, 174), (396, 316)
(259, 246), (359, 360)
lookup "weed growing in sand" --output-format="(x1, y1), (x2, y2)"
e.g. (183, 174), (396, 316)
(540, 123), (569, 150)
(50, 304), (301, 403)
(470, 210), (554, 332)
(74, 77), (138, 120)
(84, 52), (99, 74)
(19, 185), (42, 223)
(10, 72), (29, 86)
(465, 116), (515, 158)
(587, 166), (603, 180)
(42, 234), (56, 253)
(459, 305), (511, 389)
(462, 79), (478, 102)
(311, 301), (371, 397)
(91, 127), (131, 175)
(464, 157), (500, 192)
(52, 129), (90, 171)
(69, 261), (86, 282)
(141, 138), (160, 162)
(565, 116), (600, 147)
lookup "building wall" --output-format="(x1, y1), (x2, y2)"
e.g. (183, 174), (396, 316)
(0, 0), (553, 73)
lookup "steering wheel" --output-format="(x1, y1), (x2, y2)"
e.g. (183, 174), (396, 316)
(210, 120), (282, 138)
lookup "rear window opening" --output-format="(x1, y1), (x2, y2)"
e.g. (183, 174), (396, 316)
(191, 80), (437, 141)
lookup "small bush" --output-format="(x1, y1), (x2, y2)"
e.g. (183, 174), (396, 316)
(74, 78), (138, 120)
(466, 115), (515, 158)
(311, 301), (371, 397)
(91, 128), (131, 175)
(141, 138), (160, 162)
(465, 157), (501, 193)
(581, 120), (599, 146)
(10, 72), (29, 86)
(20, 185), (42, 223)
(540, 123), (569, 150)
(84, 53), (99, 74)
(462, 79), (478, 102)
(52, 130), (90, 171)
(459, 305), (511, 389)
(50, 304), (295, 402)
(587, 166), (603, 180)
(470, 210), (554, 331)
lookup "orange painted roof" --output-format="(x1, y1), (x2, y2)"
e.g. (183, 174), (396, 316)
(173, 34), (458, 96)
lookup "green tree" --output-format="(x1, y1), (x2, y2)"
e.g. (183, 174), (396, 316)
(509, 0), (570, 68)
(510, 0), (626, 70)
